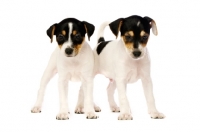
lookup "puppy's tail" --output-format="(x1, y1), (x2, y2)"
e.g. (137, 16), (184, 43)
(97, 21), (110, 44)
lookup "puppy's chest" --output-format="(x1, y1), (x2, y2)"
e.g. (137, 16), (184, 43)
(126, 65), (141, 83)
(66, 61), (82, 71)
(59, 60), (84, 81)
(65, 66), (82, 82)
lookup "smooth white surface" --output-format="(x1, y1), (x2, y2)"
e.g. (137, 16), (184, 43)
(0, 0), (200, 131)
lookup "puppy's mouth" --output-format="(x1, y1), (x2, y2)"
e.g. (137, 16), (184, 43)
(65, 54), (74, 57)
(65, 53), (78, 57)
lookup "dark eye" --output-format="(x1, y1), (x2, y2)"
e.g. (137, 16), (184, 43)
(125, 35), (132, 41)
(141, 36), (148, 41)
(57, 34), (64, 41)
(74, 34), (81, 41)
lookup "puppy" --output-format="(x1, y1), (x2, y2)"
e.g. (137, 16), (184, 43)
(31, 18), (100, 120)
(94, 15), (165, 120)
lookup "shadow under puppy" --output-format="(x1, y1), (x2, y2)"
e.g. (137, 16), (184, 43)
(94, 15), (165, 120)
(31, 18), (100, 120)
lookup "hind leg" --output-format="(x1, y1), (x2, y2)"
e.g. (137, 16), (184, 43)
(107, 81), (120, 112)
(31, 49), (57, 113)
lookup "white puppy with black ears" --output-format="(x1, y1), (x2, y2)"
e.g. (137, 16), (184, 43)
(94, 15), (165, 120)
(31, 18), (100, 120)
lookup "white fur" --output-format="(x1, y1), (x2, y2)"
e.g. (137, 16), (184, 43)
(94, 21), (165, 120)
(137, 21), (140, 26)
(31, 23), (98, 119)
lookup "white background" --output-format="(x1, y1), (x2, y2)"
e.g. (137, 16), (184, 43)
(0, 0), (200, 131)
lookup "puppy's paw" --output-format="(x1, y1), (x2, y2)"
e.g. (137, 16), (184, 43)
(94, 105), (101, 112)
(56, 113), (69, 120)
(110, 106), (120, 112)
(118, 113), (133, 120)
(75, 107), (84, 114)
(31, 106), (41, 113)
(149, 111), (165, 119)
(86, 112), (98, 119)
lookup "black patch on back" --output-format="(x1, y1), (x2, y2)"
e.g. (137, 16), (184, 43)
(96, 41), (111, 55)
(98, 37), (105, 43)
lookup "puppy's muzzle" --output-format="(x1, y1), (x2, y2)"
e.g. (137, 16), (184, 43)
(133, 50), (141, 58)
(65, 48), (73, 55)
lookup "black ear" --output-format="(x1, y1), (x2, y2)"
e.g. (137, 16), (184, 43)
(82, 21), (95, 41)
(46, 23), (57, 43)
(144, 16), (158, 36)
(109, 18), (124, 38)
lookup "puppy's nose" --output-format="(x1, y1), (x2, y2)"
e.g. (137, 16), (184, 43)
(65, 48), (73, 55)
(133, 51), (141, 57)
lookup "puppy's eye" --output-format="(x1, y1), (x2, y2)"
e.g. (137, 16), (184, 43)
(141, 36), (148, 41)
(74, 34), (81, 41)
(125, 36), (132, 41)
(57, 34), (64, 41)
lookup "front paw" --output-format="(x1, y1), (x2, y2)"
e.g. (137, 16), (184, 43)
(110, 106), (120, 113)
(31, 106), (41, 113)
(94, 105), (101, 112)
(56, 113), (69, 120)
(118, 113), (133, 120)
(75, 107), (84, 114)
(149, 111), (165, 119)
(86, 112), (98, 119)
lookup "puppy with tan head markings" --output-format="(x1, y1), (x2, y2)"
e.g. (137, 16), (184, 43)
(94, 15), (165, 120)
(31, 18), (101, 120)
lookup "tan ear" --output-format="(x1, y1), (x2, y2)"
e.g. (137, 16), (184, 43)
(50, 26), (56, 43)
(144, 16), (158, 36)
(109, 18), (123, 39)
(46, 23), (57, 43)
(151, 20), (158, 36)
(82, 21), (95, 41)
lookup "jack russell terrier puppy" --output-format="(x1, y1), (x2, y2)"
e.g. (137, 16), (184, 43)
(94, 15), (165, 120)
(31, 18), (100, 120)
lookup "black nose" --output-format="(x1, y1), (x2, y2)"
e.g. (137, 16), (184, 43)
(65, 48), (73, 55)
(133, 51), (141, 57)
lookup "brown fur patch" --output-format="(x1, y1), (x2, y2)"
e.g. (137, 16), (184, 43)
(51, 26), (56, 43)
(122, 36), (133, 50)
(124, 31), (134, 37)
(140, 31), (149, 47)
(84, 24), (90, 41)
(141, 43), (147, 47)
(151, 20), (158, 35)
(62, 30), (66, 36)
(141, 37), (149, 47)
(72, 30), (77, 35)
(125, 42), (133, 50)
(116, 21), (123, 38)
(84, 24), (88, 34)
(74, 37), (85, 55)
(58, 45), (62, 49)
(140, 30), (145, 36)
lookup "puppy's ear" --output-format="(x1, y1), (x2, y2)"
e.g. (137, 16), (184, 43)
(82, 21), (95, 41)
(109, 18), (123, 38)
(144, 16), (158, 36)
(46, 23), (58, 43)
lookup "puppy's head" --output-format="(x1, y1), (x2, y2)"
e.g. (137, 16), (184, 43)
(47, 18), (95, 57)
(109, 15), (157, 59)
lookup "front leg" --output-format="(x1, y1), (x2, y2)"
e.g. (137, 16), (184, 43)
(75, 85), (101, 114)
(56, 76), (69, 120)
(82, 78), (98, 119)
(116, 79), (132, 120)
(75, 85), (84, 114)
(31, 49), (57, 113)
(141, 76), (165, 119)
